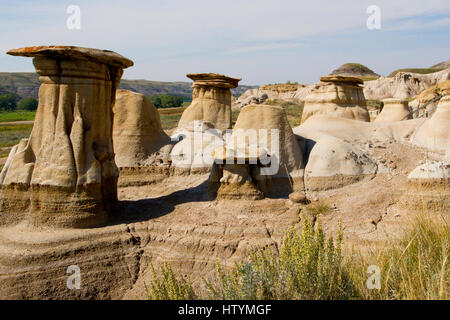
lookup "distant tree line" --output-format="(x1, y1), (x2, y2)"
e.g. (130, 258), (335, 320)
(0, 93), (38, 111)
(147, 94), (185, 108)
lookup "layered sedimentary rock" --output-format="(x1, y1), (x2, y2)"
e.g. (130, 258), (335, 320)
(375, 99), (411, 122)
(0, 46), (132, 228)
(301, 76), (369, 124)
(178, 73), (241, 132)
(363, 68), (450, 100)
(409, 80), (450, 116)
(233, 84), (314, 108)
(400, 161), (449, 212)
(410, 95), (450, 154)
(233, 89), (268, 109)
(210, 105), (304, 199)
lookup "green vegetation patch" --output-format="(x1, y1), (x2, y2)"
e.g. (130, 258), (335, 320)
(389, 68), (444, 77)
(0, 111), (36, 122)
(0, 124), (33, 147)
(146, 212), (448, 300)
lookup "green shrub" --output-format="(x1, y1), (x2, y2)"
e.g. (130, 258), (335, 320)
(145, 213), (448, 300)
(206, 216), (354, 300)
(0, 93), (16, 111)
(148, 94), (184, 108)
(145, 262), (196, 300)
(17, 97), (38, 111)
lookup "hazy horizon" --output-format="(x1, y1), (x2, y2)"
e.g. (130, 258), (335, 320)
(0, 0), (449, 85)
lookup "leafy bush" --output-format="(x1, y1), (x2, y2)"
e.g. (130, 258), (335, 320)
(148, 94), (184, 108)
(17, 97), (38, 111)
(0, 93), (17, 111)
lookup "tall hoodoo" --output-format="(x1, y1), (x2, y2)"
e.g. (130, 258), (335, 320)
(0, 46), (133, 228)
(178, 73), (241, 131)
(301, 75), (369, 124)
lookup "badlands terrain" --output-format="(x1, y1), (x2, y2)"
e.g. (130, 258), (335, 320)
(0, 47), (448, 299)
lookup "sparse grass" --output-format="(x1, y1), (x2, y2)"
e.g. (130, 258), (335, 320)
(260, 100), (304, 127)
(280, 101), (304, 127)
(305, 201), (331, 218)
(349, 214), (449, 300)
(158, 107), (186, 130)
(0, 164), (3, 172)
(359, 76), (380, 81)
(0, 111), (36, 122)
(147, 211), (448, 300)
(389, 68), (444, 77)
(0, 124), (33, 147)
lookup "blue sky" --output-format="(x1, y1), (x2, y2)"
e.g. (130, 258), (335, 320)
(0, 0), (449, 85)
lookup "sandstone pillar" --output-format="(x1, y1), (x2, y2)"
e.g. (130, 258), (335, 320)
(178, 73), (241, 131)
(301, 75), (369, 124)
(0, 46), (133, 228)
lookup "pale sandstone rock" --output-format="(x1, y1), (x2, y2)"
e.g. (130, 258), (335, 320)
(0, 46), (132, 228)
(301, 76), (369, 124)
(170, 121), (224, 175)
(375, 99), (412, 122)
(113, 89), (172, 168)
(233, 89), (268, 109)
(400, 161), (449, 212)
(410, 95), (450, 153)
(210, 105), (304, 199)
(293, 115), (427, 191)
(364, 68), (450, 100)
(409, 80), (450, 114)
(289, 191), (308, 204)
(178, 73), (241, 131)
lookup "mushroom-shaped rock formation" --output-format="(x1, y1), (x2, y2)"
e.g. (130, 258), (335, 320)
(301, 76), (369, 124)
(375, 99), (412, 122)
(0, 46), (133, 228)
(178, 73), (241, 132)
(400, 161), (449, 213)
(209, 105), (304, 199)
(410, 95), (450, 154)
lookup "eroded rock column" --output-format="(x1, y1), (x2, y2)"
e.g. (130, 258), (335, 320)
(0, 46), (133, 228)
(301, 75), (369, 124)
(178, 73), (241, 132)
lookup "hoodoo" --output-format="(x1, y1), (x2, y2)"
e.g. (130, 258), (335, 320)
(301, 75), (369, 124)
(0, 46), (133, 228)
(209, 104), (304, 199)
(178, 73), (241, 132)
